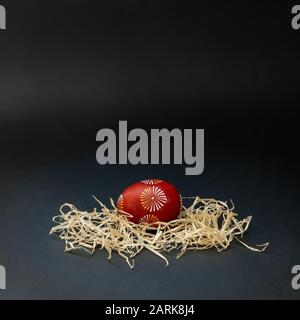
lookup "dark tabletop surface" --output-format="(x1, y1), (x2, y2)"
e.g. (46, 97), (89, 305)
(0, 156), (299, 300)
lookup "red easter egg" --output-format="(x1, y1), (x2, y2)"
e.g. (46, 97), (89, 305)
(117, 179), (182, 224)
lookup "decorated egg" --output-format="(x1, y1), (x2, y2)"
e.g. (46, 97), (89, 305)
(117, 179), (182, 224)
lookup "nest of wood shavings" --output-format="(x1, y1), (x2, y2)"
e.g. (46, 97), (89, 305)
(49, 196), (269, 268)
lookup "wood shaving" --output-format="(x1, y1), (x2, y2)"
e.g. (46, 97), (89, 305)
(49, 196), (269, 268)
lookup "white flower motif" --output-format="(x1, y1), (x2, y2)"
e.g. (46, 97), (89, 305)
(140, 186), (167, 212)
(139, 214), (159, 224)
(117, 194), (124, 211)
(141, 179), (163, 185)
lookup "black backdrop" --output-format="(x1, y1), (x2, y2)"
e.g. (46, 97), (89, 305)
(0, 0), (299, 299)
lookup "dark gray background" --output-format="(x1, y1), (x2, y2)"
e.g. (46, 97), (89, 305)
(0, 0), (300, 299)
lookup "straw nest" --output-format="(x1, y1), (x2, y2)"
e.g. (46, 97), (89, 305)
(50, 196), (268, 268)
